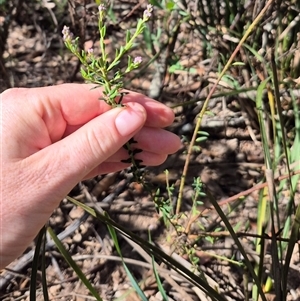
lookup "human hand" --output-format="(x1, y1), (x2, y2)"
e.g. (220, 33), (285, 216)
(0, 83), (180, 268)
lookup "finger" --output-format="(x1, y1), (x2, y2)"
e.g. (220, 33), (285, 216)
(24, 83), (175, 129)
(91, 126), (180, 164)
(90, 147), (169, 169)
(84, 152), (168, 179)
(99, 131), (180, 164)
(132, 127), (181, 155)
(121, 93), (175, 128)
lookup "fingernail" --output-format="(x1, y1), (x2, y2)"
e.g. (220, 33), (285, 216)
(115, 106), (146, 136)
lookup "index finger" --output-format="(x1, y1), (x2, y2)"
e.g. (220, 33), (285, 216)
(27, 83), (175, 128)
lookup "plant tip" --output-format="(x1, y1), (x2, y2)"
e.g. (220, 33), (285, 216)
(134, 56), (142, 64)
(98, 4), (106, 12)
(143, 4), (153, 20)
(62, 25), (73, 42)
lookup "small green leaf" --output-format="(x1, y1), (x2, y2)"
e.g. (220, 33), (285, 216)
(80, 68), (88, 80)
(108, 60), (120, 71)
(232, 62), (245, 66)
(149, 0), (163, 9)
(169, 60), (183, 72)
(205, 236), (214, 244)
(115, 48), (119, 59)
(119, 45), (125, 54)
(205, 111), (214, 116)
(166, 1), (175, 11)
(196, 136), (208, 142)
(143, 26), (152, 51)
(188, 67), (197, 74)
(100, 25), (106, 38)
(126, 30), (131, 44)
(128, 55), (132, 66)
(197, 131), (209, 136)
(107, 4), (117, 23)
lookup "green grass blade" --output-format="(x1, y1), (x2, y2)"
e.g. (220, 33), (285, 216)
(282, 204), (300, 296)
(256, 77), (272, 168)
(149, 231), (169, 301)
(122, 263), (148, 301)
(253, 79), (273, 301)
(290, 91), (300, 164)
(106, 218), (148, 301)
(30, 226), (46, 301)
(271, 52), (293, 194)
(47, 227), (103, 301)
(253, 187), (270, 300)
(151, 256), (168, 301)
(41, 228), (49, 301)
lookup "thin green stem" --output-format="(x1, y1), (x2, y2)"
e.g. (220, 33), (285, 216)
(107, 20), (146, 71)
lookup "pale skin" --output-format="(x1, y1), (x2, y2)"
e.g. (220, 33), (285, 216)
(0, 83), (181, 269)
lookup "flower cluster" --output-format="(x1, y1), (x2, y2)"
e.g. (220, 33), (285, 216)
(98, 3), (106, 22)
(98, 4), (106, 12)
(143, 4), (153, 20)
(62, 25), (73, 42)
(133, 56), (142, 65)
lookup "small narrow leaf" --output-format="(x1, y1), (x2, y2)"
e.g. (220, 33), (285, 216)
(126, 30), (131, 43)
(196, 136), (208, 142)
(100, 25), (106, 38)
(149, 0), (163, 9)
(166, 1), (175, 11)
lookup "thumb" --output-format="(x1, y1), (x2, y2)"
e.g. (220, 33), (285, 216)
(26, 102), (146, 198)
(0, 103), (146, 267)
